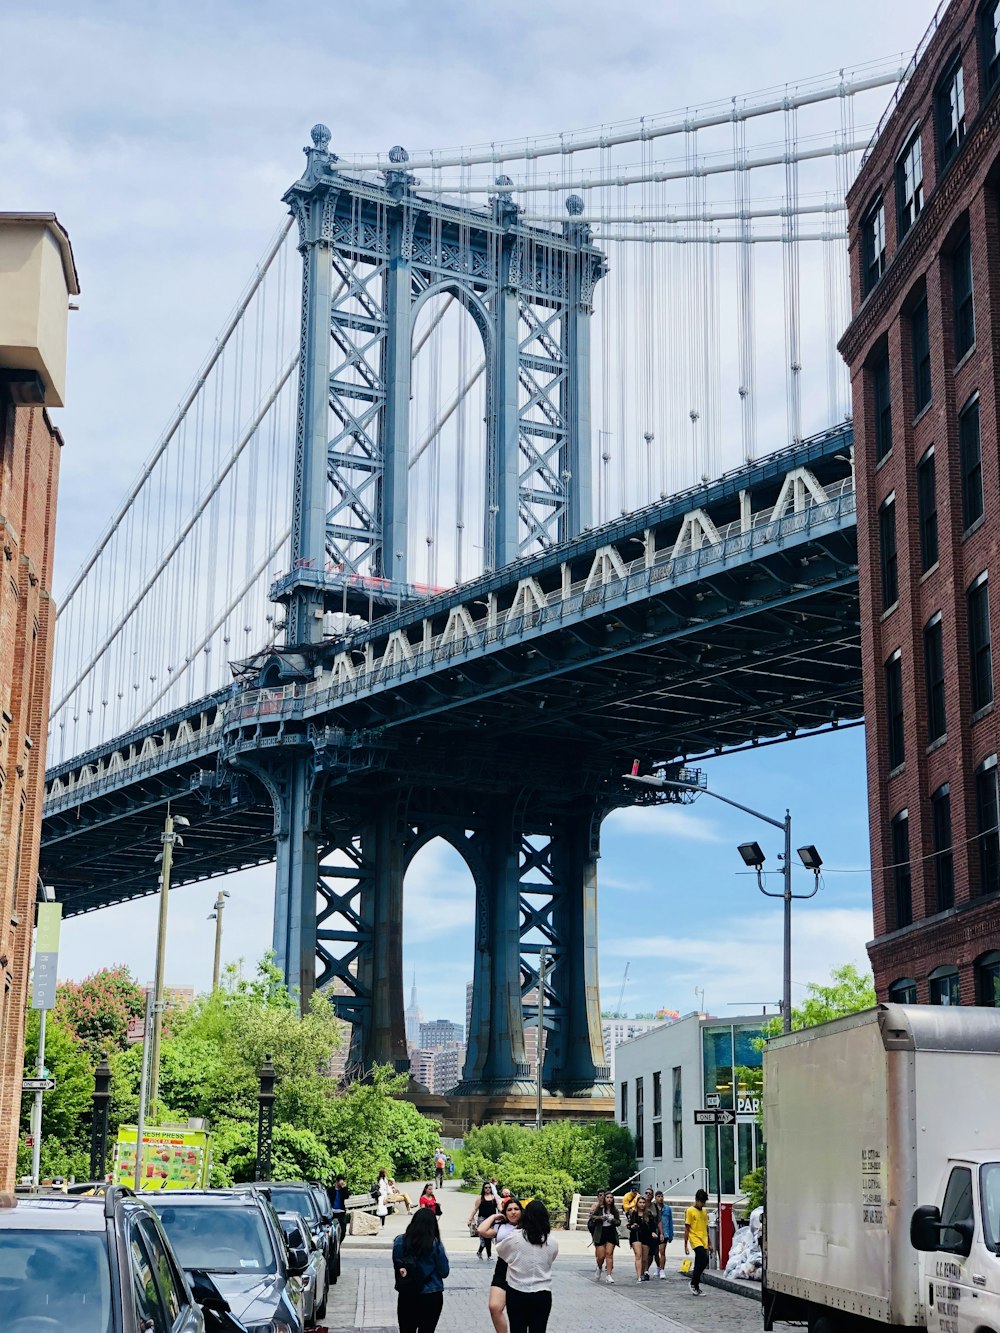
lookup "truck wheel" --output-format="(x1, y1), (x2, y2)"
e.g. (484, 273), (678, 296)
(809, 1318), (841, 1333)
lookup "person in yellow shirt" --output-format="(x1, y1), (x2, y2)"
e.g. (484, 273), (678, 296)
(622, 1188), (640, 1220)
(683, 1188), (712, 1295)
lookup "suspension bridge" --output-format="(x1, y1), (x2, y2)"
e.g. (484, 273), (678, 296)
(41, 60), (899, 1111)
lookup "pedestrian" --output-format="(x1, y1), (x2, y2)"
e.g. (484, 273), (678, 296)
(419, 1184), (442, 1215)
(629, 1197), (657, 1282)
(477, 1194), (523, 1332)
(434, 1150), (446, 1188)
(654, 1190), (674, 1278)
(375, 1167), (392, 1227)
(447, 1156), (455, 1177)
(495, 1199), (558, 1333)
(587, 1189), (619, 1284)
(468, 1181), (499, 1259)
(389, 1178), (414, 1214)
(684, 1188), (712, 1296)
(392, 1206), (450, 1333)
(327, 1173), (349, 1243)
(621, 1185), (640, 1221)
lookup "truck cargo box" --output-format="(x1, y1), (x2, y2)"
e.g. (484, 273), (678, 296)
(763, 1004), (1000, 1329)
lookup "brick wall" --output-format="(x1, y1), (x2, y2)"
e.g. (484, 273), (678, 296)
(0, 399), (62, 1190)
(841, 0), (1000, 1003)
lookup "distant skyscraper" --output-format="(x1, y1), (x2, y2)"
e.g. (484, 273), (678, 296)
(419, 1018), (463, 1050)
(404, 973), (424, 1049)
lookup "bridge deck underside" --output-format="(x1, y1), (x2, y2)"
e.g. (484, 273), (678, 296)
(41, 517), (860, 918)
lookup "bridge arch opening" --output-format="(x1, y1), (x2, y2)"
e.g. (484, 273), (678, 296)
(409, 289), (488, 590)
(402, 833), (477, 1094)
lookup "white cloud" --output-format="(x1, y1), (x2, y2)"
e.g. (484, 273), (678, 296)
(604, 804), (725, 844)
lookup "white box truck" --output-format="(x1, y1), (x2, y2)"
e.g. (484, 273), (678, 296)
(763, 1004), (1000, 1333)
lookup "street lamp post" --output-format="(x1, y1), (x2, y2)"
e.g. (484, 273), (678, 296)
(256, 1055), (276, 1181)
(625, 769), (820, 1034)
(208, 889), (230, 991)
(90, 1053), (112, 1181)
(535, 948), (549, 1133)
(149, 810), (188, 1106)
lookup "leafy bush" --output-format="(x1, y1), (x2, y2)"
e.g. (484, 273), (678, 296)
(740, 1166), (764, 1212)
(494, 1156), (575, 1219)
(459, 1119), (634, 1205)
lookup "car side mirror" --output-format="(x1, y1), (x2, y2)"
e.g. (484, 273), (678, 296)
(287, 1245), (309, 1275)
(911, 1205), (974, 1258)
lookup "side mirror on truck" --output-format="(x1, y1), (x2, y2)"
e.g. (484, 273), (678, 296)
(910, 1204), (974, 1257)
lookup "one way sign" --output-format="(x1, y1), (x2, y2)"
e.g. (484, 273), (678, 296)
(693, 1108), (735, 1126)
(22, 1078), (56, 1093)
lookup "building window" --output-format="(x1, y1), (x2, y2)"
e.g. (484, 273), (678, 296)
(891, 809), (912, 928)
(888, 977), (917, 1003)
(620, 1081), (627, 1122)
(983, 0), (1000, 91)
(932, 784), (955, 911)
(862, 196), (887, 296)
(917, 448), (938, 572)
(976, 755), (999, 895)
(886, 650), (905, 770)
(959, 395), (984, 531)
(652, 1069), (662, 1118)
(653, 1119), (663, 1159)
(953, 228), (976, 361)
(873, 350), (892, 462)
(937, 53), (966, 169)
(896, 129), (924, 238)
(910, 292), (931, 413)
(879, 494), (898, 610)
(672, 1066), (682, 1159)
(975, 950), (1000, 1006)
(635, 1076), (644, 1157)
(924, 613), (946, 743)
(969, 573), (993, 712)
(929, 964), (961, 1005)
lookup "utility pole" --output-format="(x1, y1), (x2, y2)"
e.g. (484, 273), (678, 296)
(149, 811), (188, 1106)
(535, 948), (548, 1132)
(208, 889), (230, 991)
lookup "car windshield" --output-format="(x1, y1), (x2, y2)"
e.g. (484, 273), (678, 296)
(981, 1163), (1000, 1252)
(0, 1229), (112, 1333)
(269, 1189), (317, 1223)
(155, 1203), (278, 1275)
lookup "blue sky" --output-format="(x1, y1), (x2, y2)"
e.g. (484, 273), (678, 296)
(2, 0), (934, 1025)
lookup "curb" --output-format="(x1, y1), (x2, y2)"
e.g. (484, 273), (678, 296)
(702, 1271), (761, 1301)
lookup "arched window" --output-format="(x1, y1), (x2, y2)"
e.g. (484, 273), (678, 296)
(975, 951), (1000, 1006)
(928, 964), (961, 1006)
(888, 977), (917, 1004)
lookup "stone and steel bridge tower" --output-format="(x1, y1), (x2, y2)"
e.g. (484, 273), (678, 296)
(245, 126), (611, 1106)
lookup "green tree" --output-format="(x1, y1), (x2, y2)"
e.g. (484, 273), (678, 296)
(761, 963), (876, 1037)
(19, 1011), (96, 1180)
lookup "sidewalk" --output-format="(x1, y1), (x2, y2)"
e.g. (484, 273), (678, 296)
(333, 1180), (761, 1332)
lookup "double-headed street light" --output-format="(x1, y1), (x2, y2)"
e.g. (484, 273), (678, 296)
(150, 810), (189, 1106)
(625, 767), (822, 1033)
(207, 889), (230, 992)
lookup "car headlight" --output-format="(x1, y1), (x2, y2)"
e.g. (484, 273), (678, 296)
(246, 1323), (296, 1333)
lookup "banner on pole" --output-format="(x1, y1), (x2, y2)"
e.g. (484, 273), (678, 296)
(32, 903), (62, 1010)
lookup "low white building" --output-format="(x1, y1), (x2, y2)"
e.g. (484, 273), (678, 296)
(615, 1011), (765, 1198)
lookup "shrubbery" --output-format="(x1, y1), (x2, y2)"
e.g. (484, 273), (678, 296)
(461, 1119), (635, 1214)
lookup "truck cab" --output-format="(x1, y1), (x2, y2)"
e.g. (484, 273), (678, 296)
(912, 1153), (1000, 1333)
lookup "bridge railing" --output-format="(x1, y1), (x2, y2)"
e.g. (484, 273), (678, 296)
(222, 476), (856, 733)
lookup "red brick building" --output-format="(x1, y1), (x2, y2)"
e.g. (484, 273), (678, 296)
(840, 0), (1000, 1005)
(0, 214), (77, 1189)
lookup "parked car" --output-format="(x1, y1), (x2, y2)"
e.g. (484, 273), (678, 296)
(151, 1188), (305, 1333)
(307, 1182), (341, 1282)
(276, 1211), (326, 1328)
(0, 1186), (246, 1332)
(256, 1181), (338, 1284)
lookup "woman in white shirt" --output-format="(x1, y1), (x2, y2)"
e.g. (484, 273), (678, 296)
(495, 1200), (558, 1333)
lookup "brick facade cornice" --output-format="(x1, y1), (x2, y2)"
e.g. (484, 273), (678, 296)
(839, 93), (1000, 364)
(869, 893), (1000, 969)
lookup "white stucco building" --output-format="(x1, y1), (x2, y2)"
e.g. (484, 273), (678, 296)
(615, 1011), (765, 1197)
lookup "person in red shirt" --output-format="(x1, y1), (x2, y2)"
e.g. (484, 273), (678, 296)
(419, 1184), (442, 1215)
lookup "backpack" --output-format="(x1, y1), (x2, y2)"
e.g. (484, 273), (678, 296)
(435, 1154), (445, 1168)
(394, 1246), (431, 1296)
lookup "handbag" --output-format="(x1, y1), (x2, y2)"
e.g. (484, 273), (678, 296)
(680, 1257), (693, 1275)
(394, 1260), (427, 1296)
(469, 1219), (480, 1237)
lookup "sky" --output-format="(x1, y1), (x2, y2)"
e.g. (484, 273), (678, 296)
(2, 0), (936, 1028)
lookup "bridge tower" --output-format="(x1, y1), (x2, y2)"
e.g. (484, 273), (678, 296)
(255, 127), (609, 1102)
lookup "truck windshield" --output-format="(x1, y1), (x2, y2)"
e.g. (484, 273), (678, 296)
(980, 1164), (1000, 1252)
(0, 1229), (112, 1332)
(155, 1202), (278, 1274)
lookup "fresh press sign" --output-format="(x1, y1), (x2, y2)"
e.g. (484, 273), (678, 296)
(32, 903), (62, 1011)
